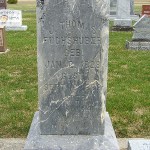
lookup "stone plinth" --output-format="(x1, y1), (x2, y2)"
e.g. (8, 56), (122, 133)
(114, 19), (132, 27)
(24, 112), (119, 150)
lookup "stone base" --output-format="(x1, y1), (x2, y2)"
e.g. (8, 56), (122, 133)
(126, 41), (150, 50)
(114, 19), (132, 27)
(109, 15), (139, 21)
(24, 112), (119, 150)
(5, 25), (28, 31)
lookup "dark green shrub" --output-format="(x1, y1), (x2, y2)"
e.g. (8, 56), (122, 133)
(7, 0), (18, 4)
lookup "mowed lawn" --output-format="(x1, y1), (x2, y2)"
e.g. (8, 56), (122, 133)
(0, 3), (150, 138)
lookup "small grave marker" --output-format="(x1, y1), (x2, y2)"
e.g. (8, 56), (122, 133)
(0, 0), (6, 9)
(0, 10), (27, 31)
(0, 26), (6, 52)
(142, 5), (150, 16)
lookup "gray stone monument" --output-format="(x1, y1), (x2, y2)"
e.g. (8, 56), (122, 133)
(126, 15), (150, 50)
(24, 0), (119, 149)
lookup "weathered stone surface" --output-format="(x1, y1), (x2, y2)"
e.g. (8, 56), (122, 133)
(128, 140), (150, 150)
(37, 0), (109, 135)
(114, 0), (132, 27)
(132, 15), (150, 41)
(24, 112), (119, 150)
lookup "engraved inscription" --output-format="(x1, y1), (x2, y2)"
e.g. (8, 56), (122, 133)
(43, 36), (101, 45)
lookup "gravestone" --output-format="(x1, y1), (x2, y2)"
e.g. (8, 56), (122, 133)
(128, 139), (150, 150)
(0, 26), (6, 52)
(114, 0), (132, 29)
(0, 10), (27, 31)
(0, 0), (6, 9)
(142, 5), (150, 16)
(109, 0), (139, 22)
(110, 0), (117, 15)
(130, 0), (134, 15)
(110, 0), (134, 16)
(24, 0), (119, 149)
(126, 15), (150, 50)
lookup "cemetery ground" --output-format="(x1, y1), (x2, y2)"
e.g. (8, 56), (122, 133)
(0, 1), (150, 139)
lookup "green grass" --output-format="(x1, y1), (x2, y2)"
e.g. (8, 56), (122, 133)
(7, 1), (36, 11)
(0, 3), (150, 138)
(108, 32), (150, 137)
(0, 12), (37, 138)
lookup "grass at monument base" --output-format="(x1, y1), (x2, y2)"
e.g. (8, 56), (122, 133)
(0, 5), (150, 138)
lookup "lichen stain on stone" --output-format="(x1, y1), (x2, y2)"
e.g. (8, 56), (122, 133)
(37, 0), (45, 9)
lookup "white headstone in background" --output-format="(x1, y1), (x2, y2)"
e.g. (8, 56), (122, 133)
(114, 0), (132, 27)
(0, 10), (27, 31)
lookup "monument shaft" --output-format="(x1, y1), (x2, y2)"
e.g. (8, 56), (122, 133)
(37, 0), (109, 135)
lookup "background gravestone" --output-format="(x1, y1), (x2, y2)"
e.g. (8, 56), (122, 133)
(109, 0), (139, 22)
(0, 0), (6, 9)
(126, 15), (150, 50)
(113, 0), (134, 31)
(115, 0), (132, 26)
(0, 10), (28, 31)
(24, 0), (119, 149)
(110, 0), (117, 15)
(0, 26), (6, 52)
(110, 0), (134, 16)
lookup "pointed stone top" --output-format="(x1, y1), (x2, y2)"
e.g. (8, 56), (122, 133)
(134, 15), (150, 28)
